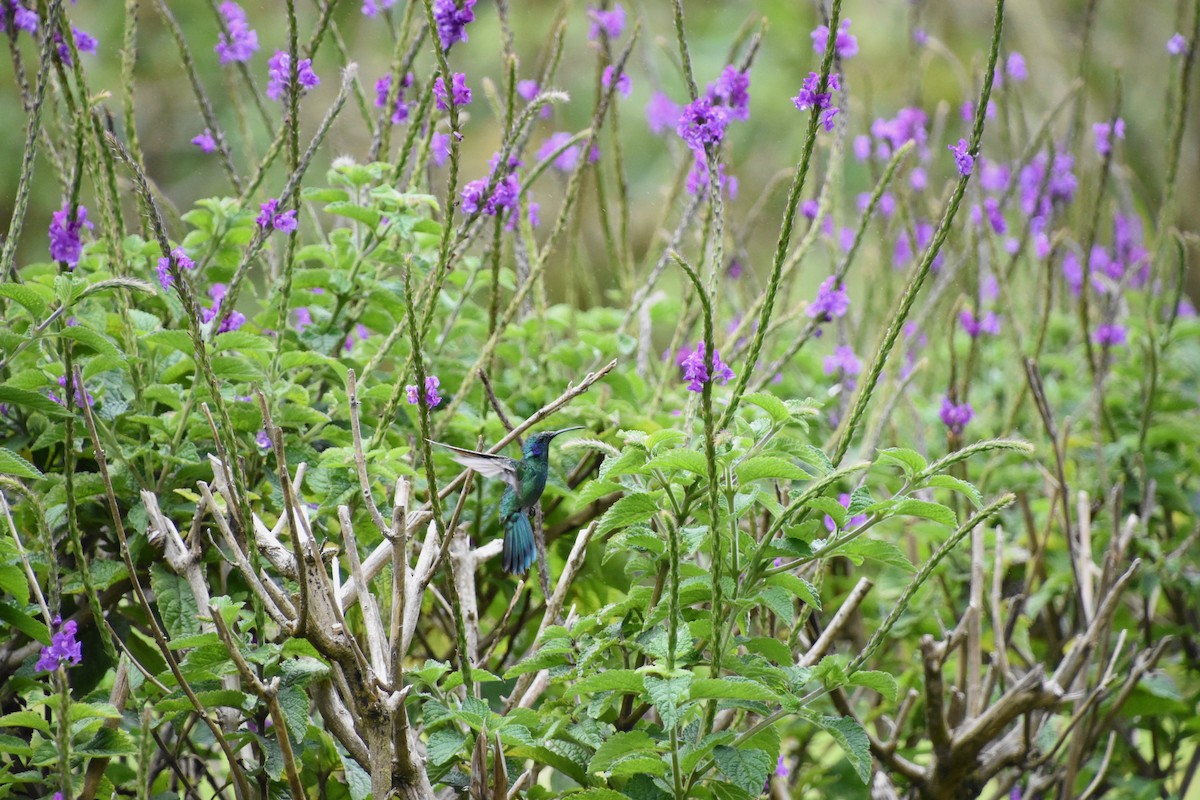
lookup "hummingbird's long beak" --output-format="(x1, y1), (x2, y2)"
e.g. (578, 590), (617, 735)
(548, 425), (585, 439)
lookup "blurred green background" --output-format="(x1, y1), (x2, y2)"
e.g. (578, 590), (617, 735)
(2, 0), (1195, 302)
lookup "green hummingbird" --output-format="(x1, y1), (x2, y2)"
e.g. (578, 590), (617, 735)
(429, 427), (583, 574)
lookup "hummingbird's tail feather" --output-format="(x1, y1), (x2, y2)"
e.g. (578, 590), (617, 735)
(503, 511), (536, 574)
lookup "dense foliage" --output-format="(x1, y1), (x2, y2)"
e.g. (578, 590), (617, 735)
(1, 0), (1198, 798)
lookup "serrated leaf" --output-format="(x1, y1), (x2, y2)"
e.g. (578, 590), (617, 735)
(0, 448), (43, 479)
(75, 727), (137, 757)
(427, 728), (467, 765)
(150, 563), (201, 641)
(645, 674), (692, 729)
(924, 474), (984, 508)
(765, 573), (820, 610)
(0, 386), (71, 418)
(643, 449), (708, 477)
(736, 456), (807, 484)
(743, 392), (791, 424)
(814, 715), (871, 783)
(877, 448), (928, 476)
(891, 498), (957, 527)
(0, 710), (49, 734)
(689, 678), (779, 704)
(757, 585), (795, 625)
(589, 730), (657, 775)
(848, 670), (898, 701)
(573, 669), (645, 695)
(0, 283), (49, 318)
(597, 493), (660, 534)
(713, 746), (772, 796)
(838, 538), (916, 572)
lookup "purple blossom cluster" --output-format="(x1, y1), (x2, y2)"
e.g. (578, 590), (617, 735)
(1, 1), (39, 36)
(811, 20), (858, 59)
(792, 71), (841, 131)
(939, 397), (974, 434)
(156, 247), (196, 290)
(215, 2), (258, 64)
(587, 4), (625, 41)
(48, 203), (93, 267)
(823, 493), (868, 533)
(807, 276), (850, 322)
(461, 152), (523, 218)
(202, 284), (246, 333)
(361, 0), (397, 16)
(433, 0), (477, 51)
(406, 376), (442, 407)
(266, 51), (320, 101)
(257, 198), (298, 232)
(36, 617), (82, 672)
(192, 129), (217, 153)
(54, 27), (98, 66)
(49, 374), (93, 408)
(375, 72), (414, 125)
(677, 341), (735, 393)
(433, 72), (472, 111)
(601, 66), (632, 98)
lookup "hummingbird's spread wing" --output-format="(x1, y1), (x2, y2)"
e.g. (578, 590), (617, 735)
(427, 439), (519, 493)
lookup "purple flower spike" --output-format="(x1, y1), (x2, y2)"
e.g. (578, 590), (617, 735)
(646, 92), (682, 135)
(433, 0), (477, 51)
(587, 3), (625, 41)
(361, 0), (398, 16)
(678, 341), (734, 393)
(406, 375), (442, 407)
(36, 618), (83, 673)
(677, 96), (729, 150)
(792, 71), (839, 113)
(807, 276), (850, 322)
(1167, 33), (1188, 56)
(192, 129), (217, 153)
(257, 198), (297, 232)
(1092, 118), (1125, 157)
(266, 51), (320, 101)
(959, 309), (1001, 338)
(156, 247), (195, 290)
(49, 203), (93, 267)
(375, 73), (413, 125)
(708, 66), (751, 121)
(949, 138), (974, 176)
(215, 2), (258, 64)
(1094, 323), (1127, 347)
(1006, 52), (1027, 82)
(811, 19), (858, 59)
(431, 132), (451, 166)
(824, 345), (861, 381)
(602, 65), (632, 97)
(939, 397), (974, 434)
(433, 73), (472, 111)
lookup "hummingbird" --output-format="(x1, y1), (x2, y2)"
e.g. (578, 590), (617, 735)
(429, 427), (583, 574)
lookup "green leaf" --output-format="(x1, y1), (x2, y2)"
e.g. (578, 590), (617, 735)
(340, 742), (372, 800)
(150, 563), (201, 641)
(0, 448), (43, 479)
(745, 637), (794, 666)
(597, 493), (661, 535)
(155, 689), (253, 714)
(503, 644), (573, 678)
(645, 674), (692, 729)
(214, 330), (273, 351)
(0, 601), (50, 645)
(891, 498), (957, 527)
(589, 730), (657, 775)
(848, 670), (898, 702)
(743, 392), (791, 424)
(814, 715), (871, 784)
(323, 201), (383, 227)
(58, 325), (121, 358)
(0, 710), (49, 734)
(141, 329), (194, 354)
(735, 456), (807, 484)
(689, 678), (779, 704)
(757, 586), (795, 625)
(566, 790), (631, 800)
(877, 448), (928, 476)
(427, 728), (467, 766)
(279, 684), (310, 744)
(642, 449), (708, 477)
(74, 727), (138, 757)
(0, 283), (49, 318)
(573, 669), (645, 695)
(839, 538), (916, 572)
(924, 474), (984, 508)
(0, 385), (71, 418)
(713, 746), (773, 796)
(765, 573), (820, 611)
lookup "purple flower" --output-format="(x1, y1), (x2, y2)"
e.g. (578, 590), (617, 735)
(807, 276), (850, 322)
(587, 3), (625, 41)
(54, 27), (98, 64)
(949, 139), (974, 176)
(5, 2), (39, 34)
(1006, 52), (1027, 82)
(602, 65), (631, 97)
(1167, 33), (1188, 56)
(375, 73), (413, 125)
(156, 247), (195, 290)
(539, 131), (582, 172)
(811, 19), (858, 59)
(517, 79), (553, 118)
(870, 107), (928, 157)
(823, 493), (868, 533)
(48, 203), (93, 267)
(461, 170), (521, 217)
(49, 373), (94, 408)
(36, 618), (82, 672)
(939, 397), (974, 434)
(1018, 151), (1077, 223)
(1094, 323), (1127, 347)
(853, 135), (871, 161)
(824, 345), (860, 382)
(215, 2), (258, 64)
(979, 159), (1010, 193)
(344, 323), (371, 352)
(913, 28), (928, 46)
(678, 341), (734, 393)
(775, 754), (789, 778)
(792, 71), (840, 113)
(266, 51), (320, 101)
(361, 0), (397, 16)
(406, 375), (442, 407)
(202, 284), (246, 332)
(256, 198), (297, 232)
(677, 96), (729, 150)
(801, 199), (820, 219)
(686, 151), (737, 199)
(256, 429), (272, 449)
(970, 197), (1006, 234)
(708, 66), (751, 121)
(431, 132), (451, 166)
(433, 72), (472, 111)
(1093, 118), (1125, 157)
(646, 91), (681, 135)
(959, 309), (1001, 337)
(192, 129), (217, 153)
(433, 0), (477, 51)
(294, 307), (313, 331)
